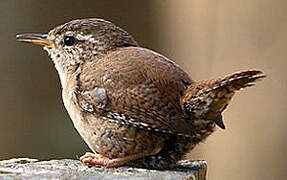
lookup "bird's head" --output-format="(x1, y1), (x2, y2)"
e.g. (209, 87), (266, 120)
(16, 18), (138, 75)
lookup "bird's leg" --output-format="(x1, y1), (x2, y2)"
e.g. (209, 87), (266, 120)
(80, 145), (163, 167)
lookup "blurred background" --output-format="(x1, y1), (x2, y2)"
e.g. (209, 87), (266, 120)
(0, 0), (286, 179)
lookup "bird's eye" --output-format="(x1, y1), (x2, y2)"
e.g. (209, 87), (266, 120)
(64, 36), (77, 46)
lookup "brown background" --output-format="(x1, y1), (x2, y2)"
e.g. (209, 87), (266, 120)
(0, 0), (286, 179)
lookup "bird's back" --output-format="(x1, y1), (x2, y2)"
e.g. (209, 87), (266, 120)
(77, 47), (195, 136)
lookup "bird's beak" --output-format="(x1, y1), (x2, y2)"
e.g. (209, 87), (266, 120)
(16, 33), (53, 47)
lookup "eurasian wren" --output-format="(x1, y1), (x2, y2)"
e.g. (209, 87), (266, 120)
(16, 18), (265, 169)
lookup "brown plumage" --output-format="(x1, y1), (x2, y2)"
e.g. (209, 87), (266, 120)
(16, 18), (265, 169)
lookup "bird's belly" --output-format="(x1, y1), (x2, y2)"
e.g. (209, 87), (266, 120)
(62, 91), (166, 158)
(62, 90), (95, 151)
(84, 115), (167, 158)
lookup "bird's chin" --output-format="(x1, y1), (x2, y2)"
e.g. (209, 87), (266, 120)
(44, 48), (68, 88)
(43, 46), (59, 61)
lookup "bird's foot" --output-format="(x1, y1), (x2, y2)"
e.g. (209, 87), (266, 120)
(80, 146), (163, 168)
(80, 152), (116, 167)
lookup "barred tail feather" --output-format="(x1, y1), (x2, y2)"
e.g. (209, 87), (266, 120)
(181, 70), (265, 129)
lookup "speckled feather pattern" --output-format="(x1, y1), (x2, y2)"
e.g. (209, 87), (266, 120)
(77, 47), (193, 136)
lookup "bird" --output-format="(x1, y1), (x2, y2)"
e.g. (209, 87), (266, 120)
(16, 18), (265, 169)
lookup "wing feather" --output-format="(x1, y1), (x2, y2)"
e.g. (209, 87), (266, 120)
(75, 47), (194, 136)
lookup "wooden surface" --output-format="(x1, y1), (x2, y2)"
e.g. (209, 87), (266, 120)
(0, 158), (207, 180)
